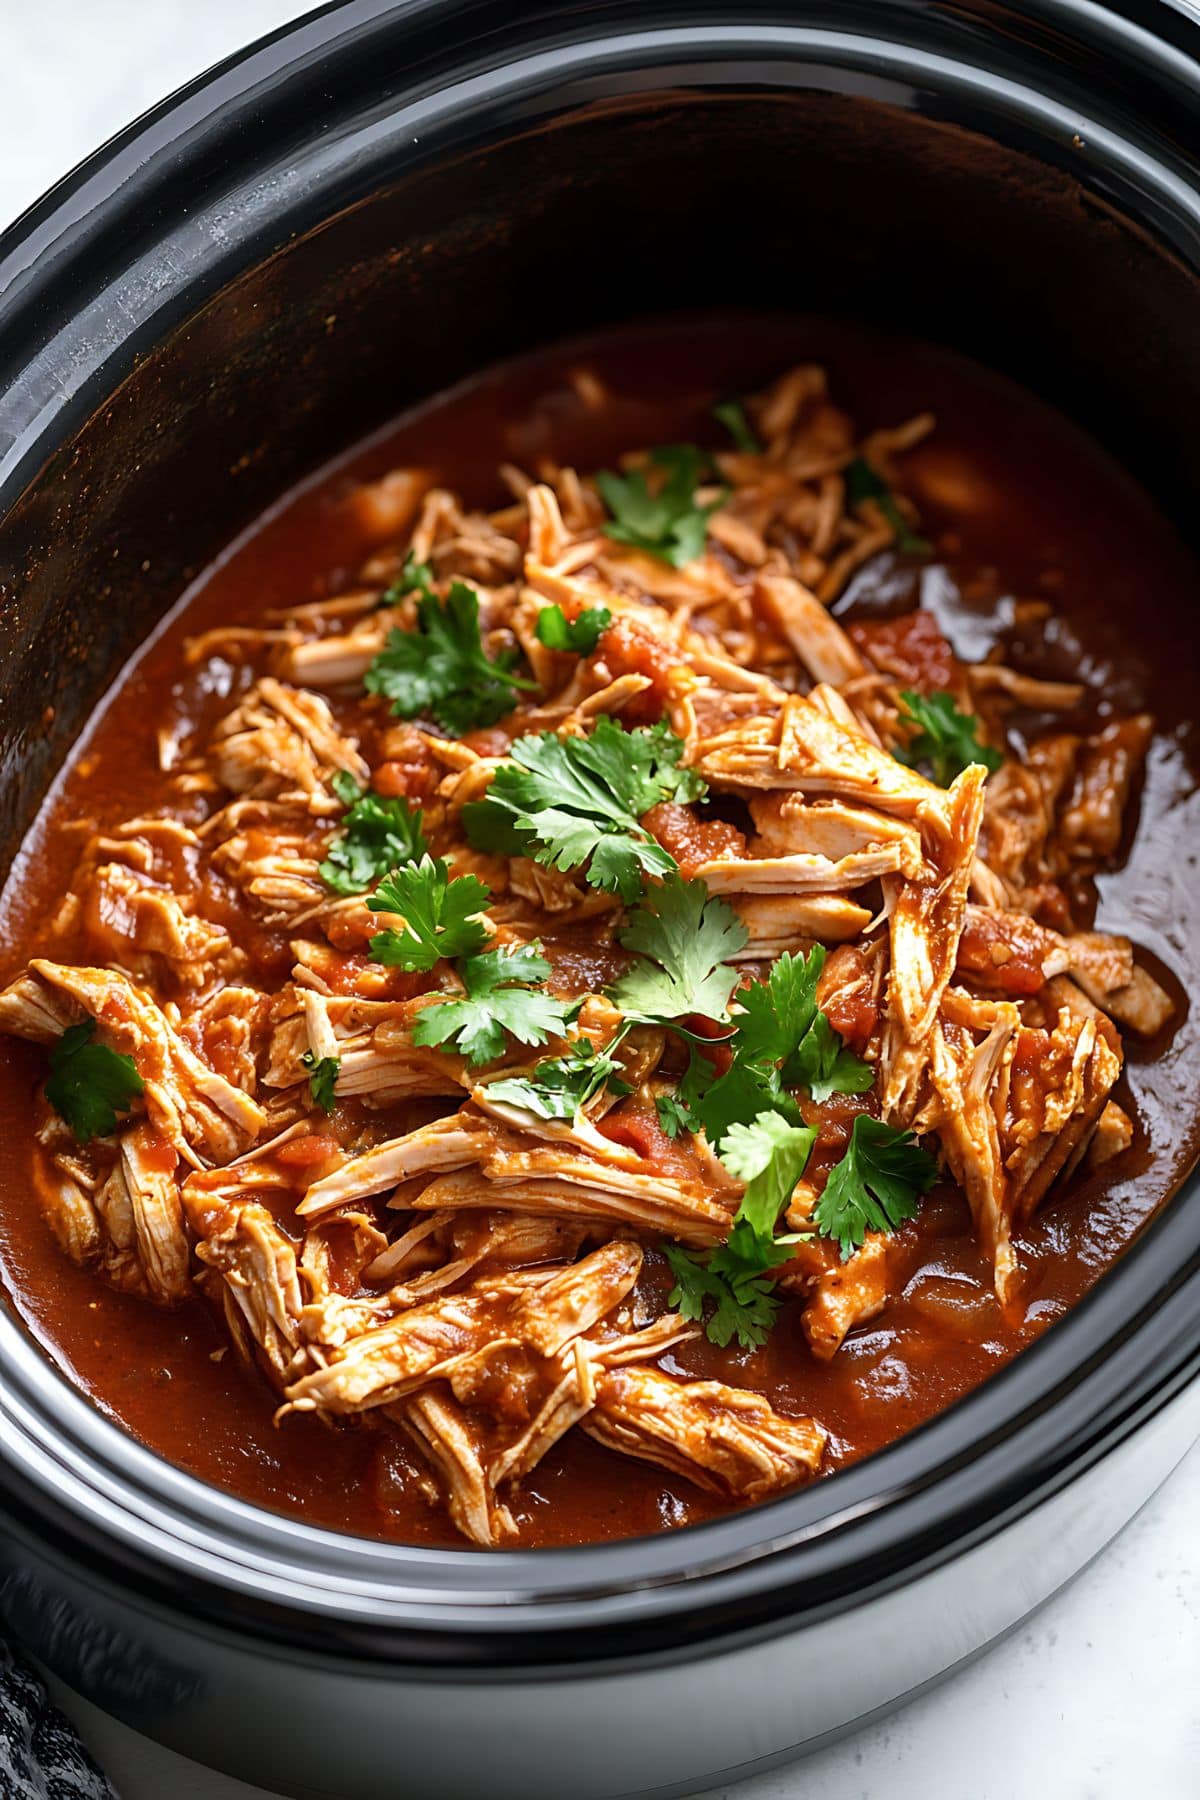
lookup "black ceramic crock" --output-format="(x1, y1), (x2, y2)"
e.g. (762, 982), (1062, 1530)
(1, 4), (1199, 1796)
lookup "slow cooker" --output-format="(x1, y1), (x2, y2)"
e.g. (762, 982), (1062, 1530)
(0, 4), (1198, 1795)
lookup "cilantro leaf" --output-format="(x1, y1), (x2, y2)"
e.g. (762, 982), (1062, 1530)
(45, 1019), (143, 1143)
(463, 718), (706, 903)
(697, 1059), (802, 1151)
(655, 1092), (697, 1140)
(367, 857), (491, 971)
(712, 399), (761, 455)
(653, 1044), (719, 1141)
(412, 944), (573, 1067)
(719, 1111), (818, 1250)
(379, 549), (436, 607)
(735, 948), (824, 1071)
(535, 604), (612, 655)
(319, 771), (428, 895)
(597, 445), (724, 567)
(735, 947), (874, 1098)
(710, 1222), (799, 1342)
(662, 1109), (814, 1349)
(609, 875), (747, 1024)
(845, 456), (931, 556)
(787, 1010), (875, 1103)
(894, 689), (1004, 788)
(814, 1114), (939, 1260)
(486, 1041), (631, 1119)
(654, 1044), (785, 1150)
(665, 1240), (783, 1350)
(364, 580), (534, 734)
(678, 1044), (717, 1114)
(676, 949), (871, 1144)
(300, 1050), (339, 1112)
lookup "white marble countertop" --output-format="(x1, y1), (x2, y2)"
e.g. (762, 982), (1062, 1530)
(2, 5), (1197, 1796)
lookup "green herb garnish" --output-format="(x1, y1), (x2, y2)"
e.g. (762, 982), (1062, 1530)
(814, 1114), (939, 1260)
(598, 445), (724, 568)
(608, 875), (747, 1026)
(655, 1092), (697, 1140)
(45, 1019), (143, 1144)
(463, 718), (706, 903)
(719, 1112), (819, 1249)
(690, 1056), (799, 1150)
(378, 549), (436, 608)
(733, 947), (873, 1103)
(300, 1050), (339, 1112)
(666, 1110), (816, 1349)
(319, 771), (428, 896)
(894, 689), (1003, 787)
(654, 946), (878, 1343)
(412, 943), (572, 1068)
(664, 1240), (785, 1350)
(367, 857), (491, 971)
(845, 456), (931, 556)
(712, 399), (761, 455)
(485, 1041), (631, 1119)
(365, 581), (534, 734)
(535, 604), (612, 655)
(663, 947), (872, 1151)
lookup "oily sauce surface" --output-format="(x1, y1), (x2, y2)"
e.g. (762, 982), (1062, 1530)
(1, 316), (1197, 1548)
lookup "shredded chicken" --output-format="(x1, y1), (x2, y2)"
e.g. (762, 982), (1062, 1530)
(0, 356), (1172, 1546)
(585, 1367), (826, 1501)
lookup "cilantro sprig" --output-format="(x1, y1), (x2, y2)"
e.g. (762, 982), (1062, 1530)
(655, 949), (877, 1348)
(412, 944), (573, 1067)
(845, 456), (931, 556)
(668, 947), (873, 1152)
(463, 718), (706, 903)
(720, 1112), (819, 1247)
(787, 1009), (877, 1102)
(367, 857), (491, 971)
(300, 1050), (339, 1112)
(378, 549), (436, 608)
(45, 1019), (143, 1143)
(690, 1054), (802, 1154)
(894, 689), (1003, 788)
(365, 580), (534, 734)
(598, 445), (724, 568)
(535, 604), (612, 655)
(609, 875), (747, 1026)
(665, 1241), (784, 1350)
(667, 1108), (936, 1346)
(319, 771), (428, 896)
(712, 399), (761, 455)
(666, 1111), (815, 1349)
(366, 858), (573, 1064)
(733, 948), (874, 1103)
(485, 1041), (631, 1119)
(813, 1114), (939, 1259)
(655, 1091), (697, 1140)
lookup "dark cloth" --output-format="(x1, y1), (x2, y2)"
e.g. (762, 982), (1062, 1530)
(0, 1647), (116, 1800)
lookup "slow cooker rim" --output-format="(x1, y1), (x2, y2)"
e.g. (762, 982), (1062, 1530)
(0, 0), (1199, 1661)
(7, 0), (1200, 505)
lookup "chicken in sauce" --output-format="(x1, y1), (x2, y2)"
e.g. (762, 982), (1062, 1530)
(0, 323), (1192, 1548)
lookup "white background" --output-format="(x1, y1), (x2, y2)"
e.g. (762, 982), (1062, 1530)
(0, 3), (1197, 1796)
